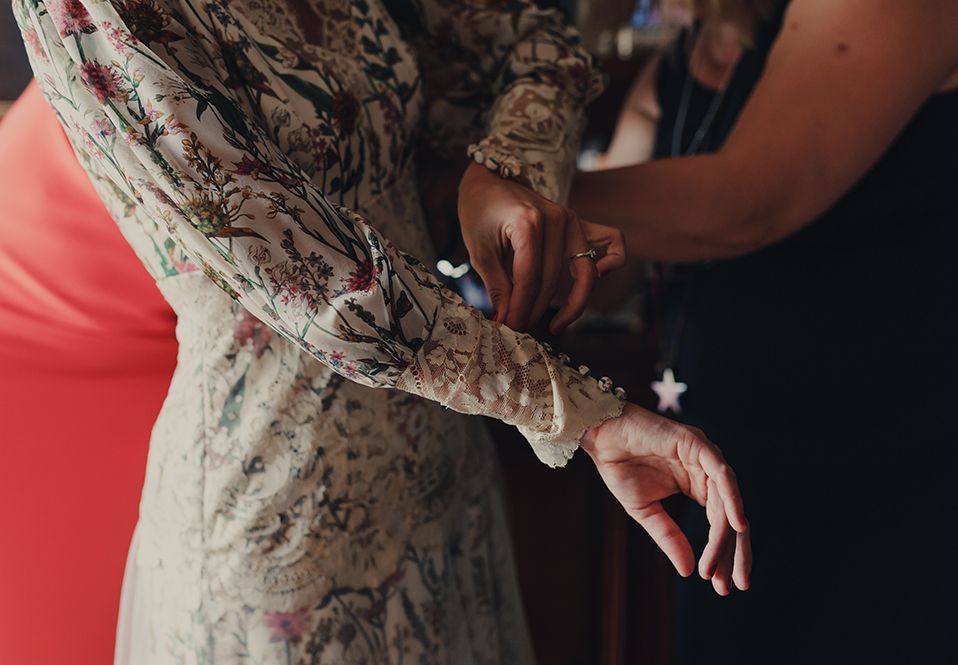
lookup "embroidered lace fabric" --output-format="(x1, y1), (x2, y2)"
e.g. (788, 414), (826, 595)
(15, 0), (624, 661)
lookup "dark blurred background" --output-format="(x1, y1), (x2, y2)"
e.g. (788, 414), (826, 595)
(1, 5), (31, 103)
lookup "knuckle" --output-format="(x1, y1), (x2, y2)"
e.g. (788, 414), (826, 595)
(673, 424), (701, 451)
(471, 247), (497, 267)
(486, 286), (508, 301)
(516, 205), (542, 230)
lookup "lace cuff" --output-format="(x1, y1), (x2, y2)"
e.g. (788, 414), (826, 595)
(468, 66), (605, 204)
(466, 108), (583, 204)
(395, 289), (625, 468)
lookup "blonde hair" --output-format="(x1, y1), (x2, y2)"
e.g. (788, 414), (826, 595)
(694, 0), (779, 45)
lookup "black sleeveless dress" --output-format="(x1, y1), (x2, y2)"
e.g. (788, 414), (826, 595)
(654, 7), (958, 664)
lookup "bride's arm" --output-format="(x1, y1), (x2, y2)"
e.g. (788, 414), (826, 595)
(570, 0), (958, 262)
(16, 0), (747, 590)
(15, 0), (622, 463)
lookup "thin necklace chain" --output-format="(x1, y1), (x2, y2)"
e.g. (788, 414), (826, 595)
(670, 32), (738, 158)
(660, 30), (741, 369)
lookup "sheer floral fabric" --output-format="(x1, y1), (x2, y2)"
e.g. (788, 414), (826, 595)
(14, 0), (623, 662)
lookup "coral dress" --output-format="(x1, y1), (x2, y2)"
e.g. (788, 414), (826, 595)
(0, 82), (177, 664)
(13, 0), (623, 662)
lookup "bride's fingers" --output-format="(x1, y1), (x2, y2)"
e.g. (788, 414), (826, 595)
(732, 529), (752, 591)
(711, 530), (735, 596)
(630, 502), (695, 578)
(698, 479), (732, 580)
(693, 438), (748, 534)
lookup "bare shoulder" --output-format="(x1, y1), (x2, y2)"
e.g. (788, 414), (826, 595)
(780, 0), (958, 81)
(711, 0), (958, 246)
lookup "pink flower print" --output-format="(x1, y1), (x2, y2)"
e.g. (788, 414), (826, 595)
(141, 179), (175, 207)
(79, 61), (125, 103)
(137, 101), (164, 125)
(122, 125), (145, 147)
(23, 28), (47, 61)
(100, 23), (130, 51)
(163, 116), (187, 135)
(92, 116), (115, 140)
(345, 260), (380, 293)
(233, 310), (272, 358)
(275, 172), (300, 189)
(279, 283), (307, 308)
(232, 155), (267, 179)
(81, 133), (104, 159)
(331, 90), (360, 135)
(47, 0), (97, 37)
(263, 609), (311, 643)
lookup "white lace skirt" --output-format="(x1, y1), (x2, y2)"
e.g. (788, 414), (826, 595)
(114, 481), (536, 665)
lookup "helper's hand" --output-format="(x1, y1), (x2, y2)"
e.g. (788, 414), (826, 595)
(418, 150), (468, 260)
(582, 404), (752, 595)
(458, 163), (624, 334)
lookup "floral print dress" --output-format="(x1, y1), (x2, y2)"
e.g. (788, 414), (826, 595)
(14, 0), (624, 662)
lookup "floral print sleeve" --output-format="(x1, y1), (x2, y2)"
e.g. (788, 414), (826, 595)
(396, 0), (606, 202)
(14, 0), (622, 467)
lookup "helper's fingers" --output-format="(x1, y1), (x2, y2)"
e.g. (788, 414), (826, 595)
(471, 250), (513, 324)
(548, 218), (597, 335)
(529, 207), (568, 326)
(584, 222), (627, 277)
(504, 211), (543, 331)
(629, 502), (695, 578)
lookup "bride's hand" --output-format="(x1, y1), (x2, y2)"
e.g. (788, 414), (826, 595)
(582, 404), (752, 595)
(458, 163), (624, 333)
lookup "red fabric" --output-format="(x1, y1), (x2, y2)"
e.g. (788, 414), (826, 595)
(0, 82), (177, 664)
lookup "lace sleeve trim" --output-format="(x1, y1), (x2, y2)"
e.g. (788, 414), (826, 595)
(395, 289), (626, 468)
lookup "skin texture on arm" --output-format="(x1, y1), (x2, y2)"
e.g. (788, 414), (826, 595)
(570, 0), (958, 262)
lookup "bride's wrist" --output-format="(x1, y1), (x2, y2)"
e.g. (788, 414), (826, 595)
(581, 404), (626, 455)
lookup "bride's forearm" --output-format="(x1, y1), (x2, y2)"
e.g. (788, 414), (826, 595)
(570, 154), (788, 263)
